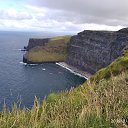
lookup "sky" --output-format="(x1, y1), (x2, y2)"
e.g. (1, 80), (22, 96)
(0, 0), (127, 33)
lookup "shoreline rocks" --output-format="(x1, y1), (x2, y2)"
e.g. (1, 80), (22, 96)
(56, 62), (92, 79)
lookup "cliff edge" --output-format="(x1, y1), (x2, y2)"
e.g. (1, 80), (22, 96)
(23, 36), (71, 63)
(66, 28), (128, 74)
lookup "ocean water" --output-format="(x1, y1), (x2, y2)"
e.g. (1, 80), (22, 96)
(0, 31), (85, 109)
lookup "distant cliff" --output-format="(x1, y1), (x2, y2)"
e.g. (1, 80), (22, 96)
(66, 28), (128, 74)
(26, 38), (49, 51)
(23, 36), (71, 63)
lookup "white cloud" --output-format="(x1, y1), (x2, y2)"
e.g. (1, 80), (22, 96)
(0, 8), (32, 20)
(24, 5), (47, 14)
(79, 24), (123, 31)
(0, 0), (126, 32)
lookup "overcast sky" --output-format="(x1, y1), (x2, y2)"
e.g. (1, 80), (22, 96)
(0, 0), (127, 33)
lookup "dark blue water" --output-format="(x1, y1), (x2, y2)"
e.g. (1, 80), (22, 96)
(0, 31), (85, 109)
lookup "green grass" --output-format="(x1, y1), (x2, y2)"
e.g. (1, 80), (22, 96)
(26, 50), (66, 62)
(90, 50), (128, 82)
(1, 50), (128, 127)
(26, 35), (71, 63)
(50, 35), (71, 42)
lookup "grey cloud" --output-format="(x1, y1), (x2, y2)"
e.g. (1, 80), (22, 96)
(27, 0), (128, 26)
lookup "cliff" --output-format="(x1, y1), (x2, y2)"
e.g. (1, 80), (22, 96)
(23, 28), (128, 75)
(66, 28), (128, 74)
(23, 36), (71, 63)
(26, 38), (49, 51)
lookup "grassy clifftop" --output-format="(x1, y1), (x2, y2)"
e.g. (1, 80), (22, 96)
(25, 36), (71, 63)
(1, 50), (128, 127)
(91, 50), (128, 82)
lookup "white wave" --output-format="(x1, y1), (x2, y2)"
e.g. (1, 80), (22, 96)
(19, 62), (27, 65)
(19, 62), (39, 66)
(56, 63), (87, 79)
(42, 68), (46, 71)
(28, 64), (38, 66)
(17, 49), (26, 51)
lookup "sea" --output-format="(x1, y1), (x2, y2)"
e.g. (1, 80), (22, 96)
(0, 31), (86, 110)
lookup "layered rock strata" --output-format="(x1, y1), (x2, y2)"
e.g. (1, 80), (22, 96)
(66, 28), (128, 74)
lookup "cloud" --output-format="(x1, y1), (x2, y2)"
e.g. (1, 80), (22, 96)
(0, 8), (32, 20)
(26, 0), (128, 27)
(0, 0), (126, 32)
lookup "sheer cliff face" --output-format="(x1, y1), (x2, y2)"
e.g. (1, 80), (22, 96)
(27, 38), (49, 51)
(66, 28), (128, 74)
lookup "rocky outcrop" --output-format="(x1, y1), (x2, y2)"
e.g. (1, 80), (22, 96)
(23, 38), (49, 63)
(23, 36), (70, 63)
(66, 28), (128, 74)
(26, 38), (49, 51)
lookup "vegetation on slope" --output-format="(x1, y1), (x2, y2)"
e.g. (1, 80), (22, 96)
(25, 36), (71, 63)
(0, 51), (128, 127)
(91, 50), (128, 82)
